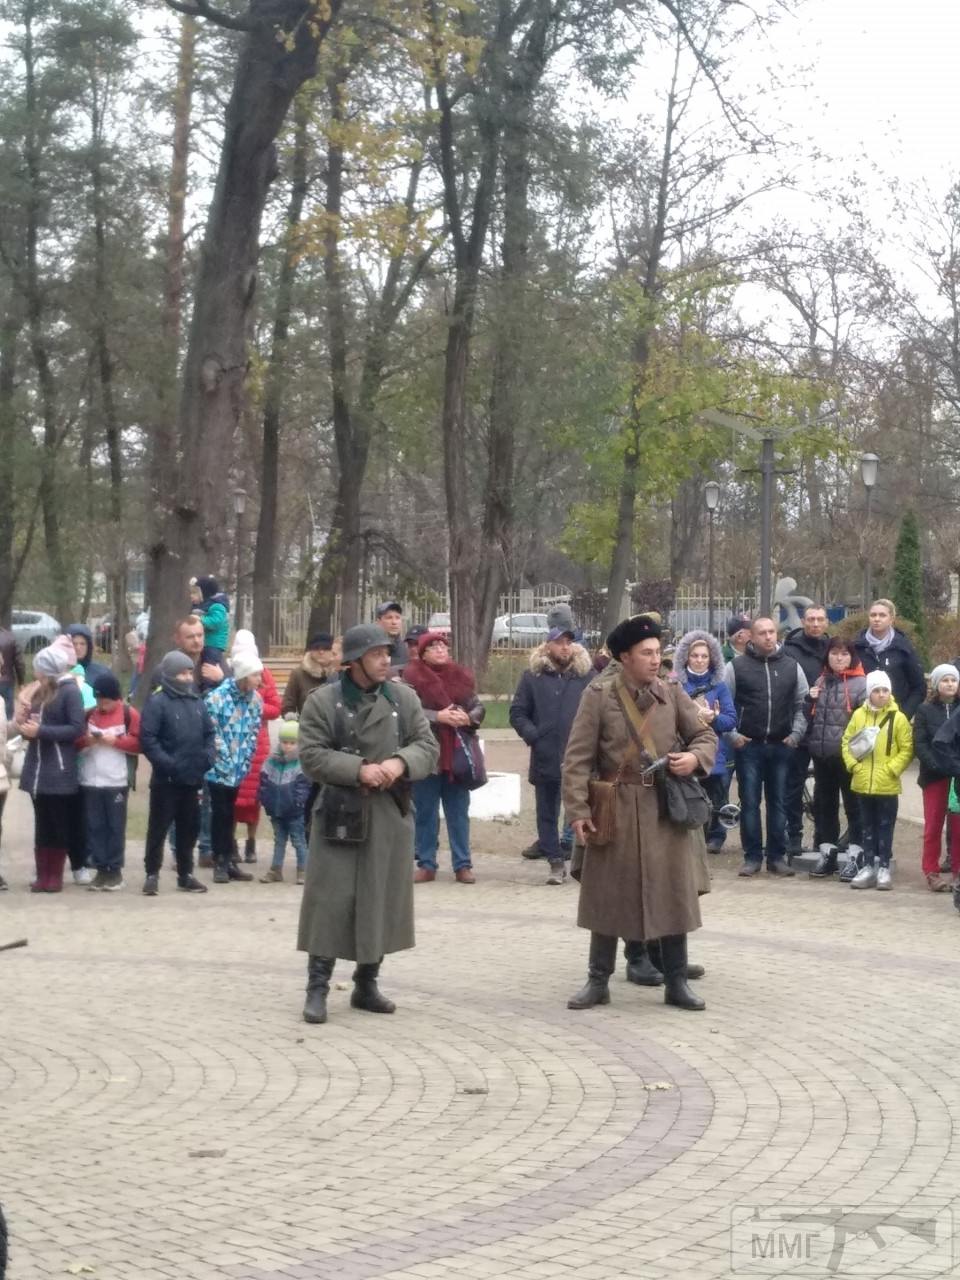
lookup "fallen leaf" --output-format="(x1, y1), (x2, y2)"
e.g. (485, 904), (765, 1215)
(642, 1081), (674, 1091)
(66, 1265), (96, 1275)
(188, 1149), (226, 1159)
(459, 1086), (488, 1095)
(107, 1077), (127, 1084)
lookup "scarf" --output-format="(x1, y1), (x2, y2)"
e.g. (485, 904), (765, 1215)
(403, 658), (476, 778)
(864, 627), (895, 655)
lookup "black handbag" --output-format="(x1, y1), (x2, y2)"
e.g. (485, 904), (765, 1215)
(451, 729), (488, 790)
(616, 681), (712, 830)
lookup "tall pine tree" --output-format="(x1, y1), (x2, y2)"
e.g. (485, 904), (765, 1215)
(892, 510), (926, 651)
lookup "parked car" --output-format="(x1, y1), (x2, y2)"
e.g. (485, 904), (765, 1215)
(426, 611), (452, 638)
(12, 609), (60, 654)
(492, 612), (549, 649)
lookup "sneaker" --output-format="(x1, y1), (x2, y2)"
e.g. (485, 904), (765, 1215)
(73, 867), (95, 886)
(838, 845), (863, 882)
(260, 867), (284, 883)
(142, 874), (159, 896)
(767, 860), (796, 877)
(212, 864), (230, 884)
(546, 860), (567, 885)
(296, 867), (305, 886)
(521, 842), (545, 860)
(851, 862), (878, 889)
(101, 870), (125, 892)
(926, 873), (950, 893)
(88, 870), (109, 892)
(876, 865), (892, 891)
(738, 861), (762, 877)
(177, 875), (208, 893)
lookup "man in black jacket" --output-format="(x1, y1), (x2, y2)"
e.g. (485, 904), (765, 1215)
(724, 618), (809, 877)
(140, 651), (215, 896)
(782, 604), (831, 854)
(0, 625), (25, 720)
(510, 627), (594, 883)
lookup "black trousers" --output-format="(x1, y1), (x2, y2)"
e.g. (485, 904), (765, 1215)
(145, 782), (200, 878)
(784, 745), (810, 842)
(0, 790), (7, 853)
(32, 793), (76, 849)
(208, 782), (239, 867)
(811, 754), (861, 848)
(82, 786), (129, 873)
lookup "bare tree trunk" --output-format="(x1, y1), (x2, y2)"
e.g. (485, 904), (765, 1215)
(143, 12), (195, 640)
(252, 93), (309, 652)
(0, 302), (21, 624)
(145, 0), (342, 686)
(22, 2), (70, 622)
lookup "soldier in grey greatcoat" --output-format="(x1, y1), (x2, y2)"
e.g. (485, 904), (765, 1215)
(296, 624), (438, 1024)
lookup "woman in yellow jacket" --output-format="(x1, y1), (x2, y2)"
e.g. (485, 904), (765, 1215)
(841, 670), (914, 890)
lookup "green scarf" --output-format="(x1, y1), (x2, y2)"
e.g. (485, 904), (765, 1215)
(340, 671), (397, 711)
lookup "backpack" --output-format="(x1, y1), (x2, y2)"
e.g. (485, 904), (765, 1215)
(85, 704), (138, 790)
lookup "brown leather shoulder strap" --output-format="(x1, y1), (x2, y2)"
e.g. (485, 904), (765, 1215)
(614, 678), (659, 760)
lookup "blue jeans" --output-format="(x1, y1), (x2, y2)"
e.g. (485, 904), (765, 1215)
(534, 781), (563, 859)
(271, 815), (308, 869)
(414, 775), (472, 871)
(0, 682), (13, 720)
(735, 740), (793, 865)
(859, 795), (898, 867)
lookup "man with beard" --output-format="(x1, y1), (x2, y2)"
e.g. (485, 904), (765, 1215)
(510, 626), (595, 884)
(376, 601), (408, 672)
(782, 604), (831, 854)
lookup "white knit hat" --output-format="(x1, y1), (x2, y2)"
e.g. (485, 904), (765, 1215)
(865, 670), (892, 696)
(929, 663), (960, 692)
(231, 628), (258, 659)
(232, 650), (263, 681)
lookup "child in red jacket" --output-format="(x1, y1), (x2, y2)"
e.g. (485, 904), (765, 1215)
(77, 672), (140, 891)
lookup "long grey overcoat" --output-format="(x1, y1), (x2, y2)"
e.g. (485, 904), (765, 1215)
(297, 681), (439, 963)
(562, 674), (716, 942)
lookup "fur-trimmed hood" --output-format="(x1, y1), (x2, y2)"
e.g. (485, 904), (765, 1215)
(674, 629), (725, 678)
(529, 642), (592, 677)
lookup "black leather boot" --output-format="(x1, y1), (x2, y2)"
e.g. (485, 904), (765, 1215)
(660, 934), (705, 1011)
(567, 933), (617, 1009)
(809, 844), (839, 878)
(351, 960), (396, 1013)
(303, 956), (335, 1024)
(624, 939), (664, 987)
(647, 937), (705, 981)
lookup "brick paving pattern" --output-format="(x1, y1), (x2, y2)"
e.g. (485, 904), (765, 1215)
(1, 748), (958, 1279)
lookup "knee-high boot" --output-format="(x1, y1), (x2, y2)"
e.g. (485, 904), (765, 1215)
(31, 848), (50, 894)
(303, 956), (335, 1024)
(647, 937), (706, 981)
(660, 934), (705, 1011)
(624, 939), (664, 986)
(351, 959), (396, 1014)
(567, 933), (617, 1009)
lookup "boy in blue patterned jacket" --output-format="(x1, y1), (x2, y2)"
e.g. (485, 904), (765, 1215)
(258, 720), (312, 885)
(204, 650), (263, 884)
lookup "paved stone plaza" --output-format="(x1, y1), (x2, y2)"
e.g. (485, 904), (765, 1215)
(2, 746), (960, 1280)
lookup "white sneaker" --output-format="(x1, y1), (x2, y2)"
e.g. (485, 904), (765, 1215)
(851, 863), (877, 889)
(876, 865), (892, 890)
(73, 867), (95, 886)
(546, 860), (567, 885)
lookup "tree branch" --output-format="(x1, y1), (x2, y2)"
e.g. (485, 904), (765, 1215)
(164, 0), (256, 33)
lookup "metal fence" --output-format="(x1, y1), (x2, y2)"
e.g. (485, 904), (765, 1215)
(239, 583), (577, 652)
(668, 587), (757, 641)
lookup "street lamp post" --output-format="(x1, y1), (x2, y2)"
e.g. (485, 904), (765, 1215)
(234, 488), (247, 629)
(860, 453), (879, 606)
(704, 481), (721, 634)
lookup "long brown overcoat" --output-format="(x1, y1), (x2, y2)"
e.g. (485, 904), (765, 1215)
(562, 674), (716, 942)
(297, 680), (438, 963)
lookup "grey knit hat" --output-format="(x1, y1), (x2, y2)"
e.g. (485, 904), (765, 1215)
(161, 650), (195, 680)
(341, 624), (391, 664)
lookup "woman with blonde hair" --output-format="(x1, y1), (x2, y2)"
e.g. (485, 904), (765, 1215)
(853, 598), (926, 720)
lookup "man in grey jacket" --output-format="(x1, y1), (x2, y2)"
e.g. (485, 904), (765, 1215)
(724, 617), (809, 878)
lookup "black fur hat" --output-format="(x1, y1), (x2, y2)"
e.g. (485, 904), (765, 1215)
(606, 614), (662, 659)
